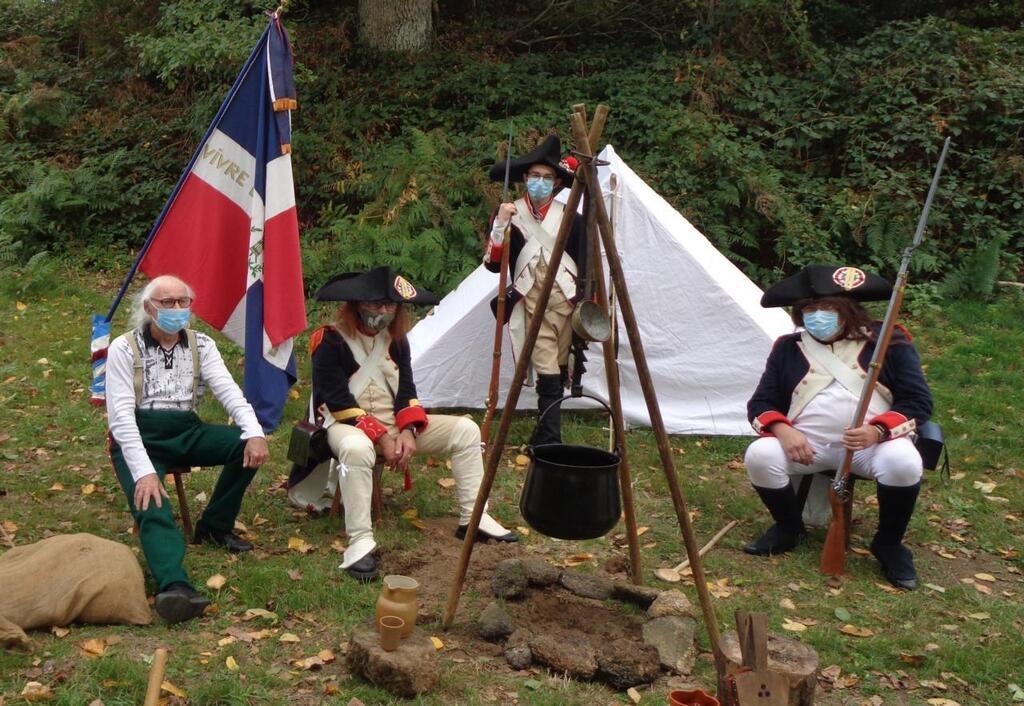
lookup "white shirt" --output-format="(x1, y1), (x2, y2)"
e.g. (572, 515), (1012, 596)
(105, 327), (265, 482)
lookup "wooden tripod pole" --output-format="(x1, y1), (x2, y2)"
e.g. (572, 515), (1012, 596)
(573, 104), (643, 585)
(442, 118), (606, 630)
(480, 224), (512, 452)
(568, 112), (722, 655)
(143, 647), (168, 706)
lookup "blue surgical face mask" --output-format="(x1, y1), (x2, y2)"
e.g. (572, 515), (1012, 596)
(526, 176), (554, 202)
(155, 308), (191, 334)
(802, 309), (841, 342)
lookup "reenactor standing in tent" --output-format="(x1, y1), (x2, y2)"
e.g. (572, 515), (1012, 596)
(483, 134), (584, 445)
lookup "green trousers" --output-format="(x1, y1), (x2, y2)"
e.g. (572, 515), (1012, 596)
(109, 410), (256, 591)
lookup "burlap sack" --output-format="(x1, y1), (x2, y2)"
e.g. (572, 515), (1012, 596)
(0, 533), (152, 650)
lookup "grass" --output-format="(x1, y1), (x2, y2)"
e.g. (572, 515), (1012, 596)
(0, 266), (1021, 705)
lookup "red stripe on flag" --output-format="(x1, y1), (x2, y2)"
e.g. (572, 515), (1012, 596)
(262, 205), (307, 345)
(140, 174), (250, 330)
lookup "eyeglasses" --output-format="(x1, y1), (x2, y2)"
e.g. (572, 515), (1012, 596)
(364, 300), (398, 310)
(150, 296), (193, 309)
(525, 172), (555, 184)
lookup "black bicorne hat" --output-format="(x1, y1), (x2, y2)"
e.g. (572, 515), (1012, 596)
(488, 134), (576, 186)
(761, 264), (892, 307)
(314, 266), (440, 305)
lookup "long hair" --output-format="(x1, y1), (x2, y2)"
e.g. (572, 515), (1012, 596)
(334, 302), (410, 341)
(791, 296), (874, 341)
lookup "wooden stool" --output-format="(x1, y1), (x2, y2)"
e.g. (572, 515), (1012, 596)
(134, 467), (194, 537)
(330, 459), (386, 525)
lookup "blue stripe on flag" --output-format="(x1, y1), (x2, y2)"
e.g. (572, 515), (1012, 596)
(243, 280), (296, 432)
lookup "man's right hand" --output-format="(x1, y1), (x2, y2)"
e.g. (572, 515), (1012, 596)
(135, 473), (170, 512)
(771, 424), (815, 465)
(497, 202), (517, 222)
(377, 434), (399, 468)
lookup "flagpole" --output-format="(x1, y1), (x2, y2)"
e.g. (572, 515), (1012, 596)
(104, 22), (273, 322)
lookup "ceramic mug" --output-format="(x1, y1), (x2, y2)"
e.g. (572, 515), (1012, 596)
(379, 615), (405, 652)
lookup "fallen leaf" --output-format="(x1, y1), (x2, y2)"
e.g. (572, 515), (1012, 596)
(287, 568), (303, 581)
(972, 480), (996, 494)
(161, 680), (187, 698)
(924, 583), (946, 593)
(839, 624), (874, 637)
(514, 454), (530, 466)
(279, 633), (301, 643)
(81, 483), (97, 495)
(247, 629), (275, 641)
(966, 612), (990, 620)
(437, 477), (456, 489)
(974, 583), (992, 595)
(50, 626), (70, 638)
(194, 491), (208, 504)
(330, 540), (346, 553)
(401, 508), (418, 519)
(318, 649), (336, 663)
(636, 526), (650, 536)
(564, 553), (594, 566)
(899, 653), (925, 666)
(974, 572), (996, 582)
(430, 636), (444, 650)
(925, 699), (960, 706)
(16, 302), (27, 311)
(48, 482), (64, 491)
(243, 608), (278, 621)
(627, 686), (642, 704)
(850, 546), (870, 556)
(287, 537), (315, 554)
(1008, 683), (1024, 701)
(654, 567), (680, 583)
(779, 598), (796, 610)
(217, 636), (236, 647)
(225, 656), (239, 671)
(292, 655), (325, 670)
(834, 607), (851, 621)
(79, 637), (108, 656)
(936, 550), (957, 559)
(20, 681), (53, 701)
(516, 526), (530, 537)
(206, 574), (228, 590)
(781, 618), (807, 632)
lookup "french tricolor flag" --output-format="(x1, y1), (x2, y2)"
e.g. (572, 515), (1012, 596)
(134, 15), (306, 431)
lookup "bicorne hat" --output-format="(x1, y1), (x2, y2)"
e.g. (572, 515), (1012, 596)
(488, 134), (576, 186)
(761, 264), (891, 307)
(314, 266), (440, 305)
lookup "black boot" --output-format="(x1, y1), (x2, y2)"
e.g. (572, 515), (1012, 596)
(532, 373), (564, 446)
(871, 482), (920, 590)
(743, 484), (806, 556)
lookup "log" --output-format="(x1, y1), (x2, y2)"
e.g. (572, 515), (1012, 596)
(720, 630), (818, 706)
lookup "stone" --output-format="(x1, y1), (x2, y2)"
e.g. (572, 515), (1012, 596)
(646, 589), (695, 619)
(347, 623), (439, 697)
(529, 633), (598, 679)
(521, 557), (561, 586)
(559, 570), (613, 600)
(612, 581), (661, 608)
(491, 559), (528, 599)
(504, 628), (533, 670)
(478, 601), (514, 641)
(642, 615), (697, 675)
(596, 638), (662, 689)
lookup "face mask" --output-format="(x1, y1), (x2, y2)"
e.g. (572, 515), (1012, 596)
(154, 308), (191, 334)
(360, 309), (395, 333)
(803, 309), (841, 342)
(526, 176), (554, 202)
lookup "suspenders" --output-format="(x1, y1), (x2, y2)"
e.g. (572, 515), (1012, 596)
(125, 329), (200, 408)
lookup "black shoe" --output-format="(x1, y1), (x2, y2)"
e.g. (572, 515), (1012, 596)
(195, 525), (254, 553)
(870, 540), (917, 590)
(455, 525), (519, 543)
(346, 554), (379, 582)
(742, 523), (805, 556)
(155, 583), (211, 624)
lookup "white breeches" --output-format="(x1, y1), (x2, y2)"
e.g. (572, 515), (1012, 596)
(328, 413), (508, 568)
(745, 434), (923, 490)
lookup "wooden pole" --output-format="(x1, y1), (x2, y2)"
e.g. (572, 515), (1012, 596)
(442, 117), (607, 630)
(143, 647), (168, 706)
(480, 225), (512, 452)
(671, 520), (739, 573)
(569, 111), (722, 655)
(574, 106), (643, 585)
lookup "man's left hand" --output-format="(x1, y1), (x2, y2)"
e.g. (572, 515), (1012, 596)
(392, 429), (417, 471)
(842, 424), (882, 452)
(243, 437), (270, 469)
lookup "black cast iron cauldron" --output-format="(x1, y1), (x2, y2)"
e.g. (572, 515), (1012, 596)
(519, 395), (621, 540)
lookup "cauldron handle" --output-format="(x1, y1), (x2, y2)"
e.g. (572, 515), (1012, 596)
(532, 394), (621, 455)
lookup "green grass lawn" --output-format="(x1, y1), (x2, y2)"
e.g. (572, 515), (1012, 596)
(0, 268), (1021, 705)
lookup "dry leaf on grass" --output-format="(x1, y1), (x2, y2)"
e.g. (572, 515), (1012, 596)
(287, 537), (315, 554)
(161, 681), (187, 698)
(839, 624), (874, 637)
(20, 682), (53, 701)
(279, 633), (301, 643)
(318, 649), (336, 663)
(974, 572), (996, 582)
(972, 480), (996, 494)
(564, 553), (594, 566)
(430, 636), (444, 650)
(79, 638), (107, 657)
(654, 567), (681, 583)
(514, 454), (530, 466)
(926, 699), (961, 706)
(292, 655), (325, 670)
(924, 583), (946, 593)
(217, 636), (236, 647)
(206, 574), (228, 590)
(225, 656), (239, 671)
(81, 483), (96, 495)
(243, 608), (279, 621)
(48, 482), (64, 491)
(899, 653), (926, 666)
(974, 583), (992, 595)
(50, 626), (70, 638)
(287, 568), (303, 581)
(437, 477), (456, 489)
(781, 619), (806, 632)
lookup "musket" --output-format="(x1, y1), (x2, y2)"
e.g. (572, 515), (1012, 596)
(821, 137), (951, 576)
(480, 123), (515, 452)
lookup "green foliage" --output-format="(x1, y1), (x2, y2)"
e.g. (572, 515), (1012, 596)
(940, 235), (1005, 300)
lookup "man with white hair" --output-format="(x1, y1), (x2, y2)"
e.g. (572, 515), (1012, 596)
(106, 275), (269, 623)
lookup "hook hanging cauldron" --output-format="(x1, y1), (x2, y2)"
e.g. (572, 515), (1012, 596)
(519, 395), (621, 540)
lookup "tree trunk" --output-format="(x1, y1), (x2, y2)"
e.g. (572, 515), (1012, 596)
(358, 0), (433, 52)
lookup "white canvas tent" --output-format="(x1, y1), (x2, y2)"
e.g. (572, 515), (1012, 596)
(408, 145), (793, 435)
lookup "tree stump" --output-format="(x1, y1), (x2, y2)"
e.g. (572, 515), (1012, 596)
(720, 630), (819, 705)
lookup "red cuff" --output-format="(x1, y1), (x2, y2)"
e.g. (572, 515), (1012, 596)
(753, 411), (791, 436)
(486, 241), (504, 264)
(396, 405), (428, 433)
(868, 411), (915, 439)
(355, 415), (388, 443)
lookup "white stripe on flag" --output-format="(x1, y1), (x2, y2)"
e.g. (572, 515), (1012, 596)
(221, 296), (247, 349)
(265, 154), (296, 220)
(263, 333), (293, 371)
(192, 129), (257, 216)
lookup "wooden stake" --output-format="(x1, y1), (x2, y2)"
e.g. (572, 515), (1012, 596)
(671, 520), (738, 573)
(143, 647), (168, 706)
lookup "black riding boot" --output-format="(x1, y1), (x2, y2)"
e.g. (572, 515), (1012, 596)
(743, 484), (806, 556)
(532, 373), (564, 446)
(871, 482), (921, 590)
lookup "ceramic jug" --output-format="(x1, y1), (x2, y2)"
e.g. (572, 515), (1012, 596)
(375, 575), (419, 637)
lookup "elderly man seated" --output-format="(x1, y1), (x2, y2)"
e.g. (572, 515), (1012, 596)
(105, 274), (269, 623)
